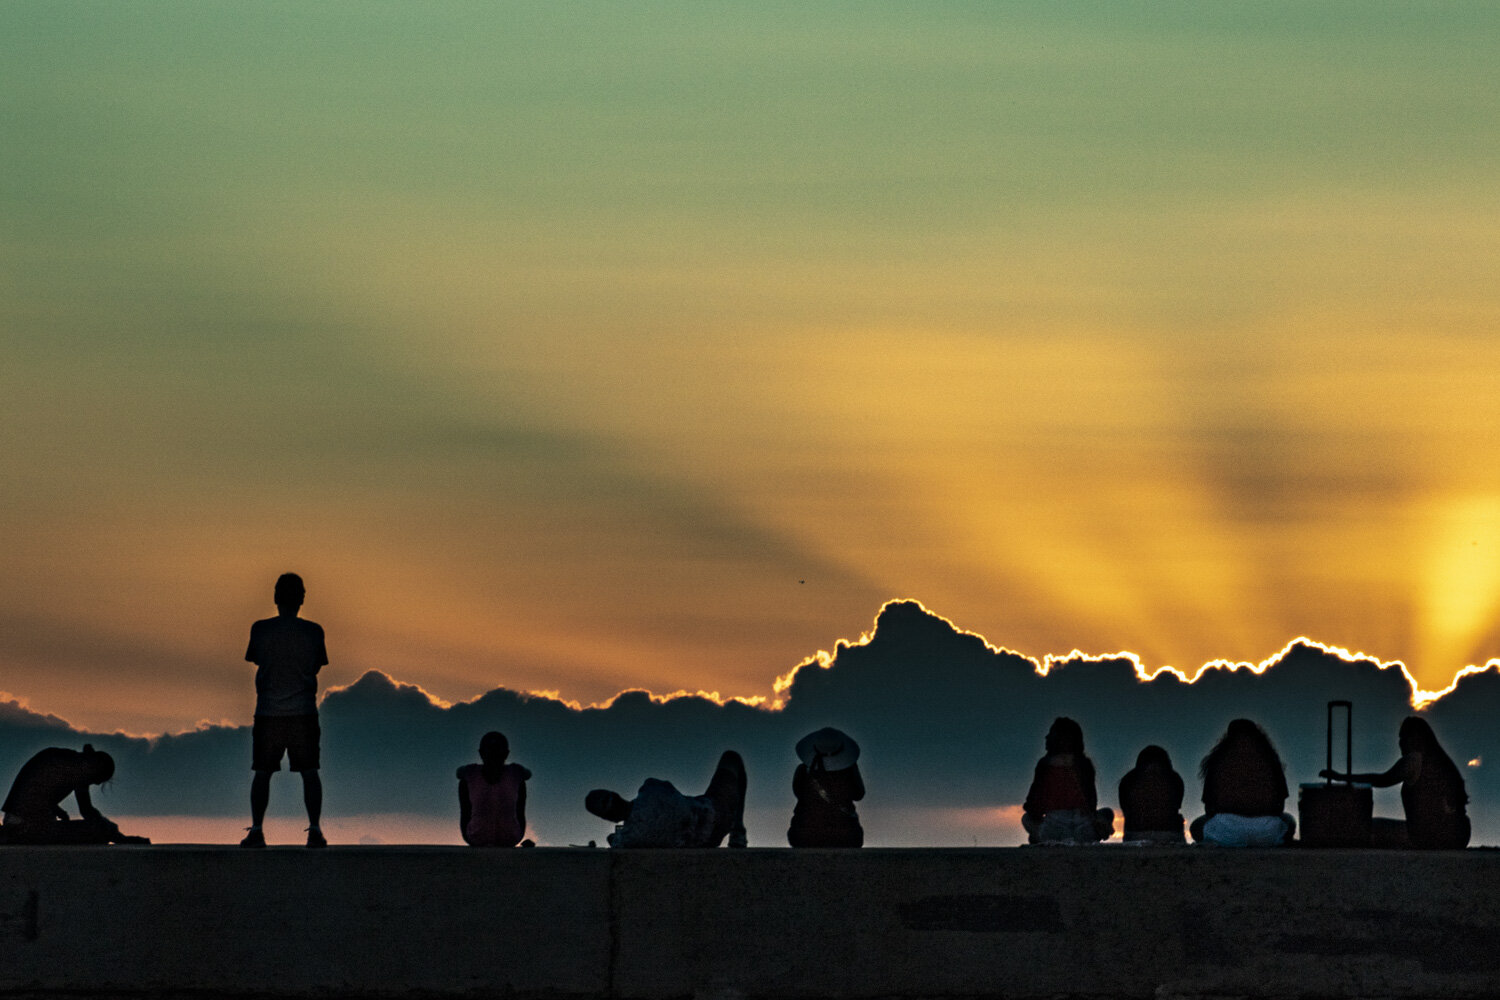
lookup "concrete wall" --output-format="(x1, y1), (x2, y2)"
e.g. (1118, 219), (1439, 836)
(1, 846), (1498, 999)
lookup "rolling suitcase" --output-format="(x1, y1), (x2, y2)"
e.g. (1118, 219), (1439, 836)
(1298, 700), (1373, 847)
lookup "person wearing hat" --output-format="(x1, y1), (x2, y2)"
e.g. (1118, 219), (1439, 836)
(787, 727), (865, 848)
(0, 744), (149, 844)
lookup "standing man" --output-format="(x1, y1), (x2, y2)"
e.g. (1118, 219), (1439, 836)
(241, 572), (328, 848)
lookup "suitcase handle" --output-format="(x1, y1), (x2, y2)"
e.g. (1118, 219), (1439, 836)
(1327, 700), (1352, 784)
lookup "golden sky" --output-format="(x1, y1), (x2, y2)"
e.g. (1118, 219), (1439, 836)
(4, 3), (1500, 734)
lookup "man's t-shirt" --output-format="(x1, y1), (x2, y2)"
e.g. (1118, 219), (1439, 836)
(245, 615), (328, 717)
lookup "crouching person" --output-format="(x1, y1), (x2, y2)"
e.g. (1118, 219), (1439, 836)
(0, 745), (150, 844)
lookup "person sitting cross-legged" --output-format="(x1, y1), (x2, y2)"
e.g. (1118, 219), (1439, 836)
(1021, 717), (1115, 844)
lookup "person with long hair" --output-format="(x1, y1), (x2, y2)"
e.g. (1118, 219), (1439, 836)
(1320, 716), (1470, 849)
(1191, 718), (1295, 846)
(0, 744), (148, 844)
(1021, 717), (1114, 844)
(1118, 744), (1186, 844)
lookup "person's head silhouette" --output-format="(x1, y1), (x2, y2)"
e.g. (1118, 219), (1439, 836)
(1135, 744), (1173, 770)
(1398, 716), (1439, 755)
(479, 731), (510, 766)
(274, 573), (305, 615)
(585, 789), (632, 822)
(81, 743), (114, 785)
(1045, 716), (1085, 755)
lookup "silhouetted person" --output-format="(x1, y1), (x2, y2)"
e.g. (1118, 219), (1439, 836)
(457, 731), (533, 847)
(1022, 717), (1114, 844)
(241, 572), (328, 848)
(1320, 716), (1470, 849)
(787, 727), (864, 848)
(0, 744), (149, 844)
(1118, 744), (1186, 844)
(1191, 718), (1295, 846)
(585, 751), (747, 848)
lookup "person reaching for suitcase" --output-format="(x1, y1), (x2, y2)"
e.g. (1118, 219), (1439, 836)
(1320, 716), (1469, 849)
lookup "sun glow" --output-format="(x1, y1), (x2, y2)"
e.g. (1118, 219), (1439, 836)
(1419, 495), (1500, 683)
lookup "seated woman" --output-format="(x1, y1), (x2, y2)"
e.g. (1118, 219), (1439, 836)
(0, 744), (148, 844)
(1022, 717), (1114, 844)
(1320, 716), (1469, 850)
(1191, 719), (1295, 846)
(1118, 744), (1185, 844)
(457, 731), (533, 847)
(787, 727), (864, 848)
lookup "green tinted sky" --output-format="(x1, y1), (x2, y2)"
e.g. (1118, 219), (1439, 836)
(4, 2), (1500, 733)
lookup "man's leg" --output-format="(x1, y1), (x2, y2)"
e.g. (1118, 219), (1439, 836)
(250, 770), (271, 827)
(704, 750), (747, 847)
(242, 770), (272, 847)
(245, 715), (277, 846)
(302, 770), (322, 827)
(286, 714), (325, 847)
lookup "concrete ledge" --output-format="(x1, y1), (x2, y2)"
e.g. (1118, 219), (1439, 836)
(1, 846), (1498, 999)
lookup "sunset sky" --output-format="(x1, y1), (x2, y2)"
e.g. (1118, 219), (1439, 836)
(5, 2), (1500, 738)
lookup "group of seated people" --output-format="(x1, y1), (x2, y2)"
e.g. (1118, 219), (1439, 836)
(453, 726), (866, 850)
(1023, 715), (1470, 849)
(0, 717), (1469, 850)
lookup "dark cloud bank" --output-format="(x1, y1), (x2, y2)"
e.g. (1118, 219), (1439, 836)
(5, 601), (1499, 846)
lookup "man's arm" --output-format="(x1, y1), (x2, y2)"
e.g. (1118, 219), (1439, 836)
(312, 622), (328, 675)
(245, 620), (262, 665)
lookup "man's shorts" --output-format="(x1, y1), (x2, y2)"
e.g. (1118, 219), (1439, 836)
(252, 714), (320, 772)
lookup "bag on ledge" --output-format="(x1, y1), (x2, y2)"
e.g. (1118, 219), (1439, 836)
(1298, 700), (1372, 847)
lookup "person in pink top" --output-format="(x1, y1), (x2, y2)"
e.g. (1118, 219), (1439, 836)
(457, 731), (533, 847)
(1021, 717), (1115, 844)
